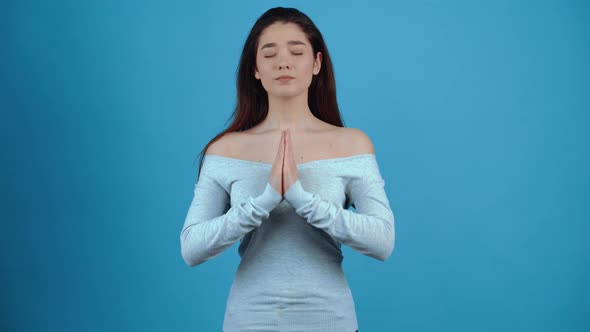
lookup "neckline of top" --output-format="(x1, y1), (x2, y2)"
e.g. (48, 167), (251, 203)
(204, 153), (375, 169)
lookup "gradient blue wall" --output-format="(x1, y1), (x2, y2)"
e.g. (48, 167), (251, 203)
(2, 0), (588, 331)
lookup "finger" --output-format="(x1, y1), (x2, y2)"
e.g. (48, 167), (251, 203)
(275, 130), (284, 163)
(285, 129), (293, 165)
(280, 130), (285, 160)
(284, 129), (294, 181)
(283, 129), (288, 166)
(289, 130), (298, 174)
(274, 131), (284, 179)
(281, 129), (288, 191)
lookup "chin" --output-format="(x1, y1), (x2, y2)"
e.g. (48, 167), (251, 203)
(271, 92), (300, 98)
(267, 87), (308, 98)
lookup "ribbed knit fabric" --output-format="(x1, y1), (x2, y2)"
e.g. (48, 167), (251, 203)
(180, 153), (395, 332)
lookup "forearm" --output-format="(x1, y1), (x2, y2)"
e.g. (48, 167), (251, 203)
(284, 179), (395, 261)
(180, 182), (282, 267)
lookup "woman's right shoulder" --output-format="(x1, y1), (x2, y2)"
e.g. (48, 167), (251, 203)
(201, 133), (237, 178)
(205, 132), (241, 157)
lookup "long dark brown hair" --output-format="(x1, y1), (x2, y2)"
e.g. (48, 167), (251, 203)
(194, 7), (347, 177)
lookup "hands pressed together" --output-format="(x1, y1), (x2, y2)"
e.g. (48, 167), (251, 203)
(269, 129), (299, 196)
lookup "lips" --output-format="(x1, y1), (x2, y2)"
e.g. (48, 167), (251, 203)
(276, 76), (294, 80)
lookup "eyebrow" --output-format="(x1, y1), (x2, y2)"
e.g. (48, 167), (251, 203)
(260, 40), (306, 51)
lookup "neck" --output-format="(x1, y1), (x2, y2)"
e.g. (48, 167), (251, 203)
(258, 93), (316, 131)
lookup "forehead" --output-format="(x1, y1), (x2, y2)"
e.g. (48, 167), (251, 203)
(258, 22), (309, 48)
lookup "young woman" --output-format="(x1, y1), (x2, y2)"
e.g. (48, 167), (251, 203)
(180, 7), (395, 332)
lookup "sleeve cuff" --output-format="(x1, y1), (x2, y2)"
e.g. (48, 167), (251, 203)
(251, 182), (283, 213)
(284, 179), (315, 210)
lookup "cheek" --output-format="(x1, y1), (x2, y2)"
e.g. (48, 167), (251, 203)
(300, 57), (315, 73)
(257, 62), (273, 78)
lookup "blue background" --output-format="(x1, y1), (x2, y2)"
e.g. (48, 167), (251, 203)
(2, 0), (588, 331)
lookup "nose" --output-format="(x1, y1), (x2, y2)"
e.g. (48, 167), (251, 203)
(278, 61), (290, 70)
(277, 50), (291, 70)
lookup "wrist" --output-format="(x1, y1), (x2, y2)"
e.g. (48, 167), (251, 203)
(284, 179), (314, 210)
(252, 182), (283, 212)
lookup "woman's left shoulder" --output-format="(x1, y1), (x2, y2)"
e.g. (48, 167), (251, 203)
(338, 127), (376, 155)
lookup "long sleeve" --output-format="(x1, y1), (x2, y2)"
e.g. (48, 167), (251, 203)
(180, 170), (283, 267)
(283, 173), (395, 261)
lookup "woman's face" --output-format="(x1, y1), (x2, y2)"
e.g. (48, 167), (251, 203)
(255, 22), (322, 98)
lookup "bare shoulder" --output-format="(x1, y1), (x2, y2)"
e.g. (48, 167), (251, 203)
(339, 127), (376, 155)
(204, 132), (240, 156)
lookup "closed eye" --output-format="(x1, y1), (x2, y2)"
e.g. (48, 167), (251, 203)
(264, 52), (304, 58)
